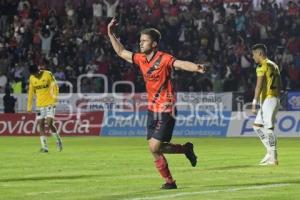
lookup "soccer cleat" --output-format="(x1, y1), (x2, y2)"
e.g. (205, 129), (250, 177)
(56, 139), (63, 152)
(184, 142), (197, 167)
(40, 148), (49, 153)
(161, 182), (177, 189)
(259, 160), (279, 166)
(259, 153), (271, 164)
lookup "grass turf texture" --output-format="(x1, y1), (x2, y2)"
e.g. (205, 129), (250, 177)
(0, 137), (299, 200)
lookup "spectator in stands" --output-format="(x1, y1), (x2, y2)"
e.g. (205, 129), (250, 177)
(235, 11), (246, 33)
(0, 0), (298, 95)
(54, 67), (66, 81)
(0, 0), (9, 34)
(65, 0), (75, 25)
(0, 71), (7, 93)
(11, 77), (22, 94)
(104, 0), (119, 18)
(39, 28), (54, 58)
(17, 0), (30, 12)
(92, 0), (104, 26)
(3, 87), (17, 113)
(281, 48), (294, 66)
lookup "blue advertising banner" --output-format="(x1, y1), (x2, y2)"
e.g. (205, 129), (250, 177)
(101, 111), (231, 137)
(173, 111), (231, 137)
(101, 112), (148, 136)
(287, 92), (300, 111)
(228, 112), (300, 137)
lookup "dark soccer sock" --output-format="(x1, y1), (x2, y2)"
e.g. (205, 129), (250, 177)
(161, 143), (186, 154)
(155, 154), (174, 184)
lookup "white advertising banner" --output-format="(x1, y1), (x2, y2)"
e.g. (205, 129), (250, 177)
(2, 92), (233, 113)
(176, 92), (232, 111)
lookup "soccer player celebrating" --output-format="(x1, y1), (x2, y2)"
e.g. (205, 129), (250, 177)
(108, 18), (206, 189)
(251, 44), (281, 166)
(27, 64), (63, 153)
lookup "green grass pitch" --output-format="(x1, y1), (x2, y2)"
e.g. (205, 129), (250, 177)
(0, 137), (300, 200)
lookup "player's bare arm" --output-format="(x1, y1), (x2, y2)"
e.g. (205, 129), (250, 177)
(173, 60), (206, 73)
(252, 75), (264, 114)
(107, 18), (133, 63)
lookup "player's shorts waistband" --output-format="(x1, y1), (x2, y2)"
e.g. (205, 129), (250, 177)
(266, 95), (279, 98)
(37, 105), (56, 109)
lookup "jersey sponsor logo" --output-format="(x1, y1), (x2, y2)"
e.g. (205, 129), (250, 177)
(144, 74), (160, 81)
(34, 84), (49, 90)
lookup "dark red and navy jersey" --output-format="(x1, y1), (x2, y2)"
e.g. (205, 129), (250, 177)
(133, 51), (176, 113)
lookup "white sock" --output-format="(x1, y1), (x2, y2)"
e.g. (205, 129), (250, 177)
(265, 128), (277, 161)
(253, 126), (270, 153)
(40, 136), (48, 150)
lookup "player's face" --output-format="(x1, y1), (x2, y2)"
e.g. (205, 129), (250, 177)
(252, 50), (260, 64)
(139, 34), (156, 54)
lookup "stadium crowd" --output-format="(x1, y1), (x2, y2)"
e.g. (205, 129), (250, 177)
(0, 0), (299, 95)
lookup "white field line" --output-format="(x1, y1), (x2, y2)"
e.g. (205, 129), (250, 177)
(125, 183), (290, 200)
(26, 190), (68, 196)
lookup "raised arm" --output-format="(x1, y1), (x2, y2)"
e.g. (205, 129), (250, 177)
(103, 0), (109, 6)
(113, 0), (119, 6)
(173, 59), (206, 73)
(107, 18), (133, 63)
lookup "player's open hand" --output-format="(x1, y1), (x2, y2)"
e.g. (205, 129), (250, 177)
(107, 17), (118, 35)
(197, 64), (206, 73)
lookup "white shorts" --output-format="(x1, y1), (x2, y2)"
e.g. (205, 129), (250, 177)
(254, 97), (280, 129)
(36, 106), (56, 120)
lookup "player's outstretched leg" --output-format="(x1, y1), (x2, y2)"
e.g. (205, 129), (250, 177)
(47, 117), (63, 152)
(161, 142), (197, 167)
(54, 133), (63, 152)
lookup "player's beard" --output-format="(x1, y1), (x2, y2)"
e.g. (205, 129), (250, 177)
(141, 47), (154, 55)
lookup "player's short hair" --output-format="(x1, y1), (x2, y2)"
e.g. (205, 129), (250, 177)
(140, 28), (161, 43)
(29, 64), (39, 74)
(251, 44), (267, 56)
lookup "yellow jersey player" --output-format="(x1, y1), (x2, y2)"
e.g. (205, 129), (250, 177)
(251, 44), (281, 166)
(27, 64), (63, 152)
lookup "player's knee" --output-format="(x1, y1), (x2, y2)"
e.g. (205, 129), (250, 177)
(253, 123), (263, 128)
(265, 124), (274, 130)
(46, 118), (53, 125)
(263, 119), (273, 129)
(38, 121), (45, 129)
(149, 143), (160, 154)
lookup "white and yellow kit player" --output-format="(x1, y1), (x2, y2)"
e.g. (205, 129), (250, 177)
(251, 44), (281, 166)
(27, 64), (63, 152)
